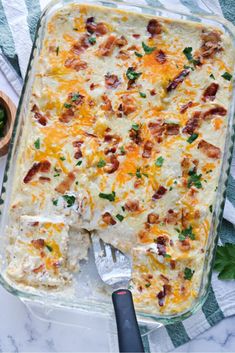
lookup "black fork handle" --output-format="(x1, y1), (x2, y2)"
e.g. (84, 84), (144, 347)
(112, 289), (145, 352)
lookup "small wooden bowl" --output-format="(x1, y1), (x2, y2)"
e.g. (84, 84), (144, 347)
(0, 91), (16, 157)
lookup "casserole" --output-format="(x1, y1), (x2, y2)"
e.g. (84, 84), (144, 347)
(0, 0), (235, 328)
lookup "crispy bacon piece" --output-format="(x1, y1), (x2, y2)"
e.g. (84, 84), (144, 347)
(155, 236), (167, 256)
(102, 212), (116, 225)
(178, 238), (191, 252)
(55, 172), (76, 194)
(105, 74), (120, 89)
(202, 83), (219, 102)
(148, 120), (164, 138)
(170, 260), (176, 269)
(97, 35), (117, 57)
(101, 94), (113, 112)
(23, 160), (51, 183)
(31, 239), (45, 249)
(152, 186), (167, 200)
(147, 213), (159, 224)
(202, 105), (227, 120)
(72, 35), (90, 54)
(164, 123), (180, 136)
(198, 139), (221, 159)
(200, 30), (222, 59)
(181, 157), (190, 178)
(147, 19), (162, 37)
(90, 83), (99, 91)
(33, 264), (44, 273)
(34, 111), (47, 126)
(95, 22), (108, 36)
(39, 176), (51, 182)
(167, 69), (190, 92)
(119, 95), (137, 116)
(104, 147), (116, 155)
(104, 133), (121, 145)
(59, 108), (74, 123)
(129, 128), (142, 145)
(85, 17), (108, 36)
(116, 36), (128, 47)
(125, 200), (140, 212)
(164, 209), (180, 225)
(68, 92), (85, 106)
(157, 284), (171, 306)
(116, 50), (130, 60)
(86, 17), (96, 34)
(64, 58), (87, 71)
(132, 34), (140, 39)
(180, 101), (193, 114)
(155, 50), (166, 64)
(150, 89), (156, 96)
(182, 111), (201, 134)
(142, 140), (153, 158)
(104, 155), (120, 174)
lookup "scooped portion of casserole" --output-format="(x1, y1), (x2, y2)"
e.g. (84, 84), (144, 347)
(6, 4), (234, 314)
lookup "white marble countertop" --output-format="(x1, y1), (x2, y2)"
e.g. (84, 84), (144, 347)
(1, 70), (235, 352)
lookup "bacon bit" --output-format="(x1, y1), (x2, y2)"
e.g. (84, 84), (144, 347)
(134, 178), (144, 188)
(31, 239), (45, 249)
(31, 104), (38, 112)
(104, 133), (121, 145)
(97, 35), (117, 57)
(165, 209), (179, 225)
(85, 132), (97, 138)
(156, 236), (167, 245)
(90, 83), (99, 90)
(180, 101), (193, 114)
(102, 212), (116, 225)
(147, 213), (159, 224)
(194, 209), (201, 219)
(160, 274), (169, 283)
(178, 238), (191, 252)
(202, 106), (227, 120)
(133, 34), (140, 39)
(142, 140), (153, 158)
(73, 140), (83, 159)
(129, 128), (142, 145)
(85, 17), (108, 36)
(104, 147), (116, 155)
(119, 95), (137, 116)
(152, 186), (167, 200)
(23, 160), (51, 183)
(105, 74), (120, 89)
(199, 30), (222, 59)
(116, 50), (130, 60)
(59, 108), (74, 123)
(155, 50), (166, 64)
(64, 58), (87, 71)
(147, 19), (162, 37)
(39, 176), (51, 182)
(34, 112), (47, 126)
(116, 36), (128, 47)
(73, 140), (84, 148)
(157, 284), (171, 307)
(72, 35), (90, 54)
(198, 140), (221, 159)
(68, 92), (85, 106)
(39, 160), (51, 172)
(101, 94), (113, 112)
(148, 120), (164, 137)
(125, 200), (140, 212)
(104, 155), (120, 174)
(30, 222), (39, 227)
(55, 171), (76, 194)
(138, 285), (143, 292)
(164, 123), (180, 136)
(182, 111), (201, 134)
(95, 22), (108, 36)
(202, 83), (219, 102)
(181, 157), (190, 177)
(170, 260), (176, 269)
(33, 264), (44, 273)
(167, 69), (190, 92)
(150, 89), (156, 96)
(86, 17), (96, 34)
(156, 243), (166, 256)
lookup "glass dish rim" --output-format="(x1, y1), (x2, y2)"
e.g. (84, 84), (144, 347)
(0, 0), (235, 326)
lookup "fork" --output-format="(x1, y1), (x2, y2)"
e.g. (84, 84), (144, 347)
(91, 235), (144, 353)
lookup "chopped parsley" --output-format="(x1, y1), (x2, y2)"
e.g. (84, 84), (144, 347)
(142, 42), (156, 54)
(214, 243), (235, 280)
(52, 199), (58, 206)
(121, 206), (125, 212)
(71, 93), (81, 102)
(184, 267), (194, 280)
(145, 283), (151, 288)
(155, 156), (164, 167)
(64, 103), (72, 109)
(34, 138), (40, 150)
(126, 67), (142, 81)
(135, 51), (143, 58)
(210, 73), (215, 80)
(177, 226), (195, 241)
(187, 170), (202, 189)
(136, 168), (142, 179)
(76, 160), (82, 166)
(187, 133), (198, 144)
(169, 186), (173, 191)
(97, 159), (106, 168)
(164, 254), (171, 258)
(120, 146), (126, 154)
(62, 195), (76, 207)
(75, 181), (79, 185)
(88, 36), (96, 45)
(209, 205), (213, 213)
(139, 92), (146, 98)
(221, 71), (232, 81)
(56, 46), (59, 56)
(116, 214), (124, 222)
(183, 47), (193, 61)
(131, 123), (140, 131)
(45, 244), (53, 252)
(99, 191), (116, 202)
(183, 64), (194, 71)
(60, 156), (66, 161)
(53, 173), (60, 177)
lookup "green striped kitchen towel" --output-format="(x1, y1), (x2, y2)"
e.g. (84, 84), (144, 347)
(0, 0), (235, 351)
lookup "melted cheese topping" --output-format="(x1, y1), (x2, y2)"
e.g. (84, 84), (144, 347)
(6, 4), (234, 315)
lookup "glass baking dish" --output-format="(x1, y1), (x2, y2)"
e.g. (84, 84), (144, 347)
(0, 0), (235, 332)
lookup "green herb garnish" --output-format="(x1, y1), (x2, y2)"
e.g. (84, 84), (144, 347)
(63, 195), (76, 207)
(46, 244), (53, 252)
(221, 72), (232, 81)
(139, 92), (146, 98)
(142, 42), (156, 54)
(97, 159), (106, 168)
(88, 36), (96, 45)
(155, 156), (164, 167)
(120, 146), (126, 154)
(187, 133), (198, 144)
(187, 170), (202, 189)
(135, 51), (143, 58)
(209, 205), (213, 213)
(183, 47), (193, 61)
(64, 103), (72, 109)
(71, 93), (81, 102)
(214, 243), (235, 280)
(60, 156), (66, 161)
(56, 46), (59, 56)
(164, 254), (171, 258)
(34, 138), (40, 150)
(210, 73), (215, 80)
(76, 160), (82, 166)
(178, 226), (195, 241)
(99, 191), (116, 202)
(145, 283), (151, 288)
(126, 67), (142, 81)
(52, 199), (58, 206)
(116, 214), (124, 222)
(136, 168), (142, 179)
(184, 267), (194, 280)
